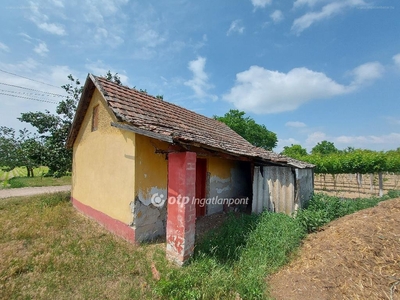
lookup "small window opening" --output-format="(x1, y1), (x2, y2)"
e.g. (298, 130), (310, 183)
(91, 105), (99, 131)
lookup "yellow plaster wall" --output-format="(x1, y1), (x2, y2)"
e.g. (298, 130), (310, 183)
(207, 156), (236, 179)
(72, 89), (136, 224)
(134, 135), (168, 201)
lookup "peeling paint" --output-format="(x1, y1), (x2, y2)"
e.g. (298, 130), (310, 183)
(133, 186), (167, 241)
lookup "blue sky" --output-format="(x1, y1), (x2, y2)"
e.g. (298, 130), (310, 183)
(0, 0), (399, 152)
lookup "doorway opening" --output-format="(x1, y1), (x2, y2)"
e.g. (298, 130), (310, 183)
(195, 158), (207, 217)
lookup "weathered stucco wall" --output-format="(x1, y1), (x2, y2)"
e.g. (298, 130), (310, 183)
(72, 89), (136, 225)
(207, 157), (251, 215)
(133, 135), (169, 241)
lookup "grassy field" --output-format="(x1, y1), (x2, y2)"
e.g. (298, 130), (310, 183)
(0, 167), (49, 181)
(1, 176), (71, 189)
(1, 192), (398, 299)
(0, 193), (161, 299)
(0, 167), (71, 189)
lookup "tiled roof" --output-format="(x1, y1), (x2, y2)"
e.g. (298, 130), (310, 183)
(67, 74), (314, 168)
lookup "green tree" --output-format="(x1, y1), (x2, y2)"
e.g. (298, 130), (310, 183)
(311, 140), (338, 156)
(105, 71), (122, 85)
(214, 109), (277, 150)
(19, 72), (122, 177)
(0, 127), (44, 176)
(281, 144), (308, 159)
(0, 126), (19, 171)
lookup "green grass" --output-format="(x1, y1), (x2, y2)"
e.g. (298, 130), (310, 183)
(3, 176), (71, 189)
(296, 191), (400, 233)
(156, 212), (305, 299)
(0, 192), (164, 299)
(0, 166), (48, 181)
(1, 191), (399, 299)
(0, 166), (71, 189)
(0, 167), (54, 188)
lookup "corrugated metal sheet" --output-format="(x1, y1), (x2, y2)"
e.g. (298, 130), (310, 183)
(252, 166), (270, 214)
(295, 169), (314, 210)
(265, 166), (295, 215)
(252, 166), (295, 215)
(252, 166), (313, 215)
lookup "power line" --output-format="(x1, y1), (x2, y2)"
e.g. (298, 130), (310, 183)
(0, 88), (65, 99)
(0, 82), (66, 97)
(0, 68), (61, 89)
(0, 92), (58, 104)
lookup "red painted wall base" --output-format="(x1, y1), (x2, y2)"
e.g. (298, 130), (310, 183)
(71, 197), (136, 243)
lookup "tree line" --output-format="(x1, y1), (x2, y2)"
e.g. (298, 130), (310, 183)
(282, 141), (400, 174)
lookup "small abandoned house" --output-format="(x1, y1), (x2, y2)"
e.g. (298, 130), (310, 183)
(66, 74), (314, 265)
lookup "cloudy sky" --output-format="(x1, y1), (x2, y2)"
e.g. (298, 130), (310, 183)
(0, 0), (399, 152)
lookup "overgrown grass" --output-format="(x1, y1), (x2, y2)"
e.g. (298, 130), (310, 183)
(1, 191), (399, 299)
(296, 191), (400, 233)
(156, 212), (306, 299)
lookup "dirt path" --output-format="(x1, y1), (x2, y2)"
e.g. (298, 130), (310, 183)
(268, 198), (400, 300)
(0, 185), (71, 199)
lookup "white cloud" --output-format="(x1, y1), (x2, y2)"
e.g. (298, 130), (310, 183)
(270, 10), (284, 23)
(385, 116), (400, 125)
(50, 0), (64, 8)
(34, 42), (49, 56)
(184, 56), (217, 101)
(38, 23), (66, 35)
(83, 0), (128, 25)
(334, 133), (400, 148)
(135, 27), (166, 47)
(303, 131), (400, 151)
(29, 2), (66, 35)
(349, 61), (384, 87)
(227, 20), (245, 36)
(223, 66), (348, 114)
(251, 0), (272, 8)
(224, 61), (384, 114)
(286, 121), (307, 128)
(306, 131), (327, 147)
(293, 0), (324, 8)
(393, 53), (400, 69)
(292, 0), (366, 34)
(276, 137), (301, 153)
(0, 60), (79, 132)
(0, 42), (10, 52)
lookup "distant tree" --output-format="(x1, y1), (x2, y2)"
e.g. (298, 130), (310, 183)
(311, 140), (338, 156)
(156, 95), (164, 100)
(214, 109), (277, 150)
(0, 127), (44, 177)
(0, 126), (18, 171)
(281, 144), (308, 159)
(342, 146), (355, 153)
(104, 71), (122, 85)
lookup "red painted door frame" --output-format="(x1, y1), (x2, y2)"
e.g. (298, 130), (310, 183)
(195, 158), (207, 217)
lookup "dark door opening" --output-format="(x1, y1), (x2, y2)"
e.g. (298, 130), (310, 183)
(195, 158), (207, 217)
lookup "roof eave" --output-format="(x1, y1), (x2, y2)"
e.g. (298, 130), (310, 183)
(66, 74), (96, 149)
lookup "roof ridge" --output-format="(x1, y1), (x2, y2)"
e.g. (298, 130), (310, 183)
(93, 74), (228, 127)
